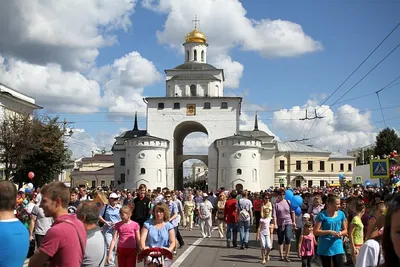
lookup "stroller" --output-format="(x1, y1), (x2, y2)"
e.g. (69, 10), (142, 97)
(137, 247), (173, 267)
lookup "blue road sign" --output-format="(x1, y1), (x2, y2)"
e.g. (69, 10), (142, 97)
(370, 159), (389, 179)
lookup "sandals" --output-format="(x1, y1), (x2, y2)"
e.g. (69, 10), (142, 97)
(279, 257), (291, 262)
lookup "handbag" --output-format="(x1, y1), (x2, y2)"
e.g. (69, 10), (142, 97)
(98, 204), (108, 227)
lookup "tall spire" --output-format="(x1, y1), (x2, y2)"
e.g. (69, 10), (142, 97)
(133, 111), (138, 131)
(254, 112), (259, 131)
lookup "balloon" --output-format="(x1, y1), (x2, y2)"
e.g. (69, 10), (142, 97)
(289, 188), (294, 192)
(27, 183), (34, 190)
(285, 190), (294, 201)
(292, 195), (303, 207)
(295, 206), (302, 216)
(28, 172), (35, 179)
(339, 174), (344, 179)
(25, 188), (31, 193)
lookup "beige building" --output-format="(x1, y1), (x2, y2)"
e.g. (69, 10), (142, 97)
(191, 162), (208, 181)
(70, 153), (114, 188)
(275, 142), (356, 187)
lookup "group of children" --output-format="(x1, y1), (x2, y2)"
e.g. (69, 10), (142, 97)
(255, 206), (317, 266)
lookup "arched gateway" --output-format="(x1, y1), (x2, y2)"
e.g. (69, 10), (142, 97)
(112, 23), (277, 191)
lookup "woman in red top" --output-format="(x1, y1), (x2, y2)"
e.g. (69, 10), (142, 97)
(253, 192), (263, 230)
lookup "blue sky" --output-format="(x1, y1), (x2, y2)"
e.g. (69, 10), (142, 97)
(0, 0), (399, 158)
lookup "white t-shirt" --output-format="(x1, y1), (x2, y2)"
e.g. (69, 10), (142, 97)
(355, 239), (384, 267)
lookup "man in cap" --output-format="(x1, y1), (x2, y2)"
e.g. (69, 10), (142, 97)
(197, 193), (213, 238)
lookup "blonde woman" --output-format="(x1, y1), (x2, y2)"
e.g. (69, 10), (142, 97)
(261, 193), (274, 247)
(216, 193), (227, 238)
(184, 194), (195, 230)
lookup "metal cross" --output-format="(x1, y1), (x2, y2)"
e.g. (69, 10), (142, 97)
(192, 15), (200, 29)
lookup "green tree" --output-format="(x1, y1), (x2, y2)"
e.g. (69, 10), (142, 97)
(0, 114), (69, 187)
(374, 128), (400, 158)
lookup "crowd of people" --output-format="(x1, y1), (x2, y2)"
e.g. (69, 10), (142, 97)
(1, 179), (400, 267)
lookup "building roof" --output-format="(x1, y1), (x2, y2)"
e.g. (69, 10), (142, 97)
(117, 129), (148, 139)
(276, 142), (330, 154)
(169, 73), (220, 81)
(81, 154), (113, 163)
(70, 166), (114, 176)
(329, 151), (356, 159)
(217, 134), (262, 142)
(0, 83), (42, 109)
(239, 130), (274, 138)
(172, 62), (218, 71)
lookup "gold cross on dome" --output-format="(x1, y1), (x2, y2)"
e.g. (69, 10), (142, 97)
(192, 15), (200, 29)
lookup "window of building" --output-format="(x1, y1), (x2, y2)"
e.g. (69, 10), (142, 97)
(308, 180), (313, 187)
(197, 168), (200, 172)
(194, 49), (197, 61)
(91, 180), (96, 188)
(279, 160), (285, 170)
(204, 102), (211, 109)
(308, 161), (313, 171)
(157, 169), (162, 182)
(320, 161), (325, 171)
(296, 161), (301, 171)
(331, 163), (334, 171)
(120, 157), (125, 166)
(252, 169), (257, 182)
(140, 168), (146, 174)
(101, 180), (105, 187)
(201, 50), (205, 62)
(190, 84), (196, 96)
(186, 50), (189, 61)
(158, 103), (164, 110)
(110, 181), (114, 188)
(237, 168), (242, 175)
(320, 180), (325, 187)
(127, 169), (130, 175)
(120, 173), (125, 183)
(340, 163), (344, 171)
(173, 102), (180, 109)
(348, 163), (352, 171)
(221, 102), (228, 109)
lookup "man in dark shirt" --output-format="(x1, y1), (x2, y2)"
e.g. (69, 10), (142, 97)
(131, 185), (151, 228)
(68, 189), (80, 214)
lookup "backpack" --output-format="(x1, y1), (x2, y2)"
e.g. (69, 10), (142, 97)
(239, 199), (250, 221)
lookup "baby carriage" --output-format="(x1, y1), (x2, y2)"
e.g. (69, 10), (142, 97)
(137, 247), (173, 267)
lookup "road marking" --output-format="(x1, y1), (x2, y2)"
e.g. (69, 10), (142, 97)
(171, 226), (218, 267)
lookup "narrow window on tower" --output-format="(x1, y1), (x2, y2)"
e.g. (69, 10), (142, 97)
(186, 50), (189, 61)
(237, 168), (242, 175)
(204, 102), (211, 109)
(158, 103), (164, 110)
(194, 49), (197, 61)
(140, 168), (146, 174)
(173, 102), (180, 109)
(201, 50), (204, 62)
(221, 102), (228, 109)
(190, 84), (196, 96)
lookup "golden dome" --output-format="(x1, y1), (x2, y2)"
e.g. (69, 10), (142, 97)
(185, 27), (207, 43)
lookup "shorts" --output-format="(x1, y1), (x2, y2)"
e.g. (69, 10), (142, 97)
(259, 234), (271, 250)
(277, 224), (293, 245)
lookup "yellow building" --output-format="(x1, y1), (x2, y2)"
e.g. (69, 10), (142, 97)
(275, 142), (355, 187)
(70, 153), (114, 188)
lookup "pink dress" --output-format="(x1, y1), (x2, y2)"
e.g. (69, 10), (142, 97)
(300, 233), (315, 257)
(114, 221), (140, 248)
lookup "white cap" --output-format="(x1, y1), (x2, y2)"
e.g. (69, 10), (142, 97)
(203, 193), (208, 197)
(109, 192), (119, 199)
(303, 213), (310, 218)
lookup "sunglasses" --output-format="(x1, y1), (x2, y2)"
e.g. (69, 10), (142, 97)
(165, 196), (171, 198)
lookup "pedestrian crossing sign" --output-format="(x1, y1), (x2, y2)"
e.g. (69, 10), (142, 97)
(354, 176), (362, 184)
(370, 159), (389, 179)
(279, 178), (285, 184)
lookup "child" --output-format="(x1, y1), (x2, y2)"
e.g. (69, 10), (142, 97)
(108, 206), (141, 267)
(256, 207), (273, 264)
(349, 200), (365, 265)
(295, 213), (311, 249)
(298, 221), (318, 267)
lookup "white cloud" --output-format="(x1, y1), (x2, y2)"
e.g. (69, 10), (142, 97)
(272, 101), (377, 152)
(143, 0), (322, 88)
(0, 56), (102, 113)
(0, 0), (136, 70)
(90, 51), (163, 114)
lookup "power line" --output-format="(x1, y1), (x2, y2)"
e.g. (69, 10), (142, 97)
(303, 21), (400, 140)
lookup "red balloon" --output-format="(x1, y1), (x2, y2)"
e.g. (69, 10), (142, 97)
(28, 172), (35, 179)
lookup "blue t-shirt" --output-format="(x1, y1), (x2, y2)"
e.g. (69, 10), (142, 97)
(0, 219), (29, 267)
(316, 210), (346, 256)
(144, 220), (174, 248)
